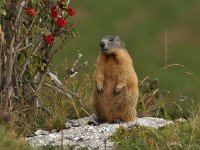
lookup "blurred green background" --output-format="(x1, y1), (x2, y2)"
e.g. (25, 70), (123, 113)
(54, 0), (200, 99)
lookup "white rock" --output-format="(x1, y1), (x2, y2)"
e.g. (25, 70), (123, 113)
(26, 115), (174, 149)
(135, 117), (173, 129)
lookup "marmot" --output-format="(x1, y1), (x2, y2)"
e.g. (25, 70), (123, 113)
(93, 35), (138, 123)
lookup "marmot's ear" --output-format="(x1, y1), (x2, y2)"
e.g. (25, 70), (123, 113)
(115, 36), (120, 41)
(120, 41), (125, 49)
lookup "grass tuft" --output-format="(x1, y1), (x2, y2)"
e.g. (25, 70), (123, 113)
(0, 124), (34, 150)
(112, 106), (200, 149)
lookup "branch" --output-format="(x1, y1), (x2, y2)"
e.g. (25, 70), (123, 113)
(0, 25), (5, 88)
(15, 1), (25, 26)
(44, 83), (73, 99)
(47, 72), (63, 87)
(47, 71), (79, 99)
(75, 61), (88, 71)
(49, 37), (71, 60)
(67, 0), (71, 6)
(67, 51), (88, 78)
(16, 14), (36, 51)
(0, 25), (5, 44)
(18, 43), (33, 52)
(29, 73), (46, 106)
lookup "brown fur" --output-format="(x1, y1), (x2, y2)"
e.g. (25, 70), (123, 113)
(93, 48), (138, 123)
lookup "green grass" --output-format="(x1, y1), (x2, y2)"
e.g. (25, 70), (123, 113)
(112, 107), (200, 150)
(0, 124), (34, 150)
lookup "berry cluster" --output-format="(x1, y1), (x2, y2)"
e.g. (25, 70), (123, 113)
(25, 7), (35, 17)
(25, 0), (76, 44)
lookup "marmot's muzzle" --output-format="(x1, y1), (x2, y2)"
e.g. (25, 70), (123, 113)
(100, 41), (108, 52)
(100, 41), (105, 49)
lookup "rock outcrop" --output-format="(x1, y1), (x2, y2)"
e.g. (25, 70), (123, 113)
(26, 115), (173, 149)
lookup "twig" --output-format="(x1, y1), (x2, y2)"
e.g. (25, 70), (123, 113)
(71, 100), (80, 118)
(15, 1), (25, 26)
(44, 83), (73, 99)
(18, 43), (33, 52)
(46, 70), (89, 118)
(140, 76), (149, 85)
(66, 0), (71, 6)
(80, 106), (90, 116)
(34, 73), (46, 95)
(49, 37), (71, 60)
(19, 59), (30, 85)
(29, 73), (46, 105)
(46, 71), (80, 99)
(164, 29), (168, 67)
(72, 52), (82, 69)
(163, 63), (184, 69)
(19, 41), (43, 84)
(16, 15), (36, 50)
(27, 83), (36, 93)
(75, 61), (88, 71)
(47, 72), (63, 87)
(67, 51), (88, 77)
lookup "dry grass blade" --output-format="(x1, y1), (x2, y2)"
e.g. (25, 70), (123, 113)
(163, 63), (185, 69)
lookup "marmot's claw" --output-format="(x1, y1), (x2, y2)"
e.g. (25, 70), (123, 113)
(113, 119), (122, 124)
(97, 86), (104, 93)
(113, 87), (122, 95)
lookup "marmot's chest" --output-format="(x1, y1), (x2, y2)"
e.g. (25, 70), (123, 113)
(103, 59), (120, 78)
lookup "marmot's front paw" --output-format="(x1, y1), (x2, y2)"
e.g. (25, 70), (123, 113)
(113, 119), (122, 124)
(97, 85), (104, 93)
(113, 86), (123, 95)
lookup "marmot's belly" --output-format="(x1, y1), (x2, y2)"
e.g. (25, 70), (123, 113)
(94, 85), (136, 122)
(103, 78), (115, 93)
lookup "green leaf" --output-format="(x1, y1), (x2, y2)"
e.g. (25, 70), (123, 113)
(44, 30), (51, 36)
(71, 29), (79, 38)
(31, 0), (37, 6)
(0, 9), (6, 16)
(0, 0), (6, 16)
(0, 0), (5, 7)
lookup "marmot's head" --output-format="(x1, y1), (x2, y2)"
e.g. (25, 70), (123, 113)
(99, 35), (124, 54)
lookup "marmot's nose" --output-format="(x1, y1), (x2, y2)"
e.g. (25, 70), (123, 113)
(100, 42), (105, 48)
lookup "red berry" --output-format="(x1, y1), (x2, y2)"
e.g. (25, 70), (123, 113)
(51, 6), (59, 12)
(44, 34), (54, 44)
(67, 6), (75, 16)
(51, 10), (59, 18)
(55, 18), (67, 28)
(25, 7), (35, 17)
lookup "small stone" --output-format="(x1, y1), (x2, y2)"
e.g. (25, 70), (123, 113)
(74, 137), (80, 141)
(175, 118), (187, 123)
(65, 122), (72, 129)
(35, 129), (49, 135)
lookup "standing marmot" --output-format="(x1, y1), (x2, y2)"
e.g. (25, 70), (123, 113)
(93, 35), (138, 123)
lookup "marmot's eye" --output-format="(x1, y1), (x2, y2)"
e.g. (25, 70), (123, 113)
(109, 38), (114, 41)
